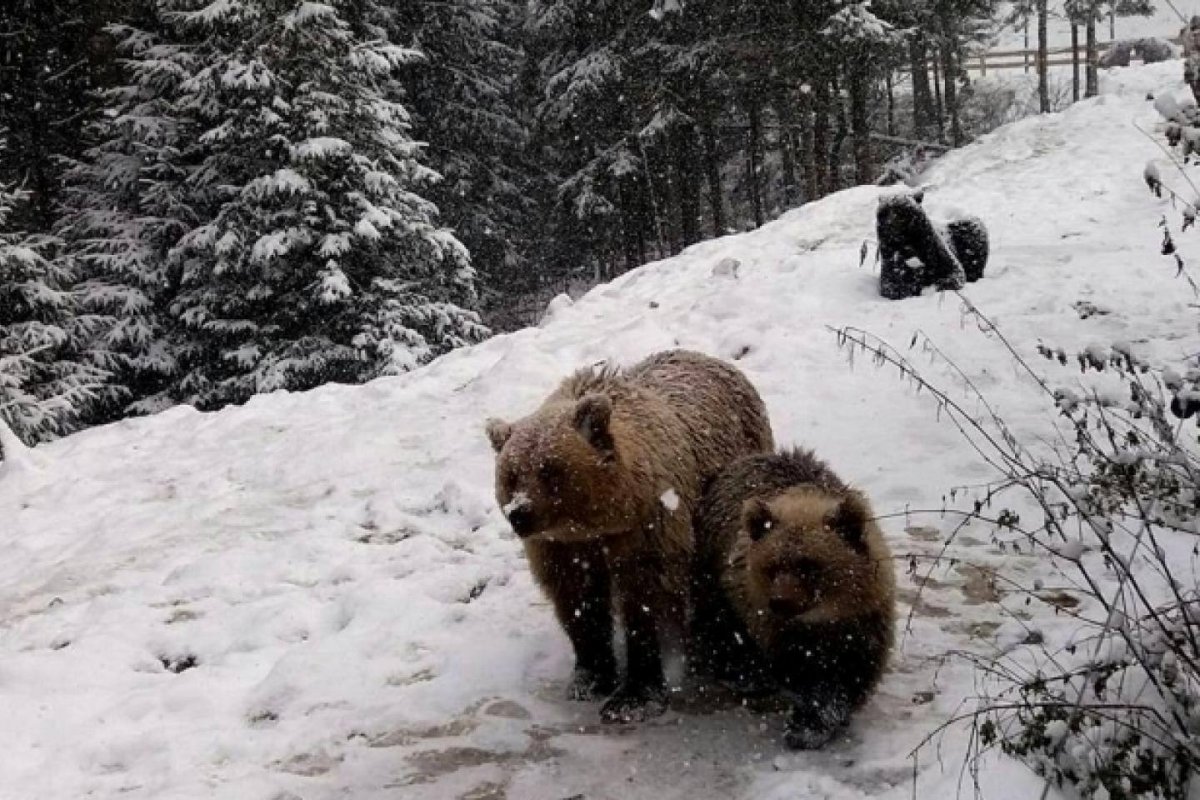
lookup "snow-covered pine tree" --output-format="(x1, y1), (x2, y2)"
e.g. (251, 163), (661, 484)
(166, 0), (487, 409)
(0, 143), (114, 446)
(57, 18), (193, 417)
(526, 0), (627, 281)
(530, 0), (710, 282)
(386, 0), (538, 300)
(68, 0), (488, 413)
(821, 2), (904, 179)
(633, 6), (727, 247)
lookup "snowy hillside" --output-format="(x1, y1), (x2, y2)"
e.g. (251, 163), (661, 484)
(3, 61), (1198, 800)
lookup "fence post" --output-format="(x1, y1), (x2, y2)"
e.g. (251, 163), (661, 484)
(1024, 17), (1030, 73)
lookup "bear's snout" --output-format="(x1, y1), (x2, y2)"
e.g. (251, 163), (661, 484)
(768, 595), (802, 615)
(767, 573), (809, 616)
(508, 506), (537, 537)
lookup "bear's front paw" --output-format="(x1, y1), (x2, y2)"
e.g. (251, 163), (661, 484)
(599, 684), (667, 723)
(566, 666), (618, 702)
(784, 720), (837, 750)
(784, 693), (850, 749)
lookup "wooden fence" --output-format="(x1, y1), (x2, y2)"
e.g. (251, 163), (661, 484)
(965, 35), (1182, 75)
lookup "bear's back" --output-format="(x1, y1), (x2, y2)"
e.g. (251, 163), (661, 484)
(625, 350), (774, 484)
(943, 216), (989, 283)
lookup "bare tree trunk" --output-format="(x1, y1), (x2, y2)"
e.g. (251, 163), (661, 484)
(886, 71), (896, 136)
(1024, 15), (1031, 73)
(848, 64), (872, 183)
(624, 181), (643, 272)
(700, 119), (725, 236)
(673, 125), (701, 246)
(636, 183), (648, 264)
(941, 40), (962, 146)
(746, 95), (764, 227)
(774, 87), (800, 205)
(909, 34), (935, 140)
(1072, 24), (1080, 101)
(661, 148), (681, 254)
(829, 74), (848, 191)
(931, 52), (945, 140)
(800, 87), (817, 202)
(812, 79), (831, 198)
(637, 137), (666, 258)
(1038, 0), (1050, 112)
(1085, 15), (1099, 97)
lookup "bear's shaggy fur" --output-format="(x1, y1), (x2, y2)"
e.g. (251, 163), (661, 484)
(486, 350), (774, 723)
(876, 189), (988, 299)
(945, 215), (990, 283)
(694, 448), (895, 749)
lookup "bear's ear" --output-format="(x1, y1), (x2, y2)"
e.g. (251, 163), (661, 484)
(826, 492), (871, 547)
(741, 498), (775, 542)
(912, 188), (926, 205)
(573, 393), (615, 455)
(485, 418), (513, 453)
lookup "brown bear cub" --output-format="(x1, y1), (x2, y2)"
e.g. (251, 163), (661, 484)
(694, 448), (895, 749)
(486, 350), (774, 723)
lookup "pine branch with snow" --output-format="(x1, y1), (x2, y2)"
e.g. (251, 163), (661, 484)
(0, 164), (115, 446)
(384, 0), (537, 300)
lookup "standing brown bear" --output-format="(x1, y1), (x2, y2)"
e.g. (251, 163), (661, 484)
(486, 350), (774, 723)
(694, 448), (895, 749)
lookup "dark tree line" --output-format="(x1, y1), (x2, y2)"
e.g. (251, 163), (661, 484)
(524, 0), (1013, 290)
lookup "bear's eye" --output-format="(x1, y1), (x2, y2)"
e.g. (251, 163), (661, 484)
(790, 558), (821, 580)
(538, 460), (565, 484)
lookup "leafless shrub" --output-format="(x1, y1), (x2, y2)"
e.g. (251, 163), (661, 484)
(832, 281), (1200, 798)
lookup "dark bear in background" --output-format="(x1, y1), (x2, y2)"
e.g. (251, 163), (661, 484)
(876, 189), (989, 299)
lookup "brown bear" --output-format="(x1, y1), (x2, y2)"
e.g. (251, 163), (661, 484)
(694, 448), (895, 749)
(485, 350), (774, 723)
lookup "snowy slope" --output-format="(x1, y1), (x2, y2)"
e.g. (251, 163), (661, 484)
(3, 61), (1198, 800)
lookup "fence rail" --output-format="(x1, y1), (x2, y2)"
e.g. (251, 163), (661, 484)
(964, 34), (1182, 74)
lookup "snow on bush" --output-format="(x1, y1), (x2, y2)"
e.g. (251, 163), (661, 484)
(836, 285), (1200, 798)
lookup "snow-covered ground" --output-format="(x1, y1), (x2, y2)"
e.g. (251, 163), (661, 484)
(3, 60), (1199, 799)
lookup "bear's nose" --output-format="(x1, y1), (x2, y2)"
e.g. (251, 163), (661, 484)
(508, 507), (536, 537)
(769, 596), (801, 615)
